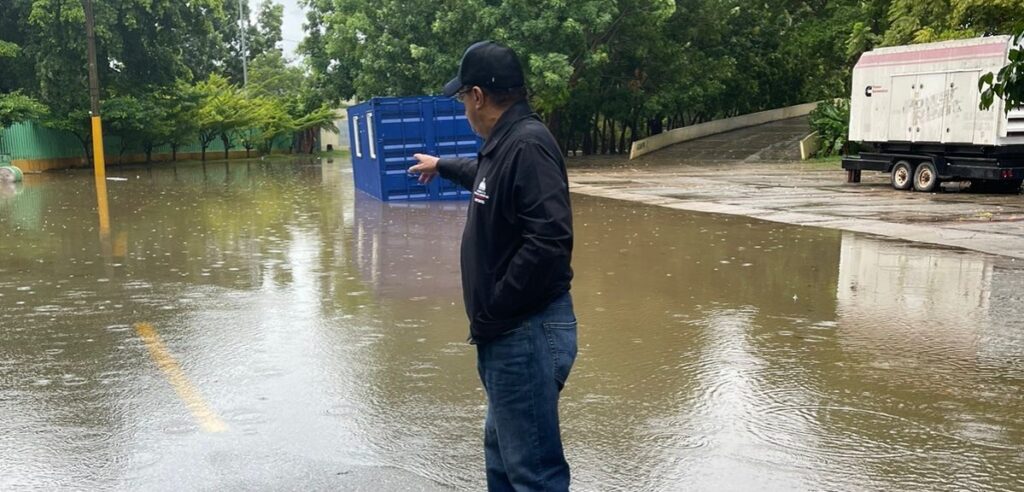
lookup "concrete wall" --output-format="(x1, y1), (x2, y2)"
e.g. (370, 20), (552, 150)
(799, 131), (821, 160)
(629, 102), (822, 160)
(322, 102), (356, 152)
(321, 115), (349, 152)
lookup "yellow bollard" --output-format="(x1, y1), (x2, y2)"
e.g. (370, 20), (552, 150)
(91, 116), (111, 247)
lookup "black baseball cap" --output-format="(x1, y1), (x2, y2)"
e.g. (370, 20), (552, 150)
(442, 41), (525, 97)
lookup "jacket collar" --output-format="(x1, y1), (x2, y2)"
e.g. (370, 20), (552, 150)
(479, 100), (536, 157)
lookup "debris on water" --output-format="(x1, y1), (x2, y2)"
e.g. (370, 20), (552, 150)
(106, 177), (128, 182)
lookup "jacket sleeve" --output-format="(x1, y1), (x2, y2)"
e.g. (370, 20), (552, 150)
(486, 141), (573, 319)
(436, 157), (478, 191)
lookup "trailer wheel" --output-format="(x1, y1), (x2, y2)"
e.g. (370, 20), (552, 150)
(913, 161), (940, 192)
(891, 161), (913, 190)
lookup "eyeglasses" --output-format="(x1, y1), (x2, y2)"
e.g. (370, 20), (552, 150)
(454, 87), (472, 103)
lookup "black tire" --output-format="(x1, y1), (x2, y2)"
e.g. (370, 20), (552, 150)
(913, 161), (940, 192)
(891, 160), (913, 190)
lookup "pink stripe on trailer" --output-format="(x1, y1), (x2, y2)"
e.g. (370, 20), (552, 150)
(856, 42), (1008, 68)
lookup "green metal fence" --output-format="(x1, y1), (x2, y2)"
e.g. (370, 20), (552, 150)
(0, 121), (293, 160)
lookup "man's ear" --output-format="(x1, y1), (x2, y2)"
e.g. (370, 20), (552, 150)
(472, 86), (485, 108)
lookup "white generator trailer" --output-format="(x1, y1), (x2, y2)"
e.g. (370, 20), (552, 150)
(842, 36), (1024, 192)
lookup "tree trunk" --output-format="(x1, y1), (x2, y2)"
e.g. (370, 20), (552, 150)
(201, 144), (208, 162)
(605, 120), (612, 154)
(77, 135), (93, 165)
(171, 144), (178, 162)
(599, 118), (607, 154)
(648, 117), (663, 136)
(618, 122), (628, 154)
(608, 120), (616, 154)
(582, 123), (593, 156)
(221, 133), (231, 160)
(546, 109), (562, 148)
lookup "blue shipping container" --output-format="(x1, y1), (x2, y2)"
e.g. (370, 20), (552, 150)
(347, 96), (482, 201)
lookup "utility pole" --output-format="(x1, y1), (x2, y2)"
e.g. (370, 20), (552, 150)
(239, 0), (248, 86)
(83, 0), (105, 178)
(83, 0), (110, 239)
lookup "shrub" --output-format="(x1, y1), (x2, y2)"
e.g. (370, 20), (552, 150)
(809, 99), (850, 157)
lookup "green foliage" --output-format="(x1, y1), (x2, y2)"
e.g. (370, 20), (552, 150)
(293, 106), (338, 134)
(980, 31), (1024, 111)
(809, 99), (850, 157)
(0, 91), (48, 149)
(252, 0), (284, 57)
(0, 92), (47, 129)
(159, 81), (202, 159)
(0, 41), (19, 59)
(0, 0), (346, 163)
(102, 96), (148, 159)
(3, 0), (1021, 161)
(882, 0), (1024, 46)
(196, 74), (255, 160)
(41, 108), (93, 159)
(301, 0), (882, 154)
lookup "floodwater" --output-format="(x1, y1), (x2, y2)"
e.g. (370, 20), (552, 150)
(1, 158), (1023, 491)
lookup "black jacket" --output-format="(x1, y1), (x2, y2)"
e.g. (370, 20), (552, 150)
(437, 100), (573, 343)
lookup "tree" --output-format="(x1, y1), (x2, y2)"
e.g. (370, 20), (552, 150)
(217, 0), (286, 84)
(251, 0), (284, 57)
(301, 0), (877, 155)
(249, 51), (306, 101)
(258, 98), (297, 154)
(102, 96), (147, 163)
(883, 0), (1024, 46)
(980, 31), (1024, 111)
(0, 92), (47, 150)
(0, 92), (47, 130)
(3, 0), (238, 161)
(196, 74), (262, 161)
(0, 37), (47, 148)
(160, 82), (201, 161)
(293, 105), (338, 154)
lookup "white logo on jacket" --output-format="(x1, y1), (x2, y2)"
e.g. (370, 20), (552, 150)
(473, 178), (490, 204)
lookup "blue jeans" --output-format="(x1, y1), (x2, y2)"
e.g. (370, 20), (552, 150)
(476, 292), (578, 492)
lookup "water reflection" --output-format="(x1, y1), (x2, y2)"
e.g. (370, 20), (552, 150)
(0, 160), (1022, 491)
(0, 180), (20, 199)
(352, 194), (464, 300)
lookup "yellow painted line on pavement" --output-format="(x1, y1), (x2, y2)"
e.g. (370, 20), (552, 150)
(134, 322), (228, 433)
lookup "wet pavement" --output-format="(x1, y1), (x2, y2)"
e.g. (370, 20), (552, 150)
(570, 118), (1024, 259)
(2, 158), (1024, 491)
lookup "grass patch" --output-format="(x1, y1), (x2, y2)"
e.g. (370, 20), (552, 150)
(318, 149), (351, 159)
(804, 154), (843, 168)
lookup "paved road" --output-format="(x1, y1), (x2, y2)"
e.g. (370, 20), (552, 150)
(568, 118), (1024, 259)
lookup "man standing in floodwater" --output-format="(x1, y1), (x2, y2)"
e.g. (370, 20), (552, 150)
(408, 41), (577, 491)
